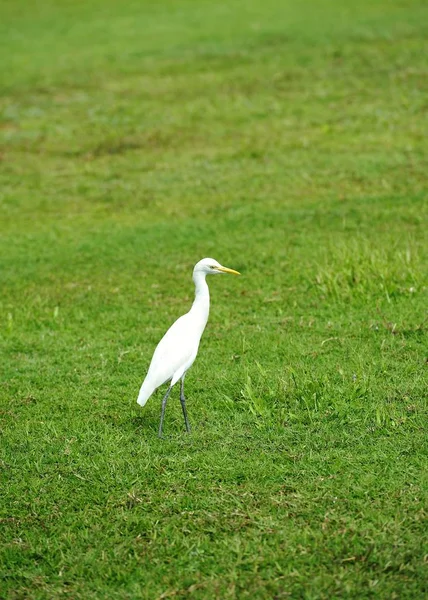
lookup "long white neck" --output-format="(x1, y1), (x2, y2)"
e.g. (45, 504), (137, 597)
(189, 271), (210, 329)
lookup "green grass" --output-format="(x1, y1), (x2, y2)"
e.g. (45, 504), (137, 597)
(1, 0), (427, 598)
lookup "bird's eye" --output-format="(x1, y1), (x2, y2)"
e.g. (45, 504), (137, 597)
(210, 265), (217, 269)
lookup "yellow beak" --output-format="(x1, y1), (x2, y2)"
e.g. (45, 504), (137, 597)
(215, 266), (240, 275)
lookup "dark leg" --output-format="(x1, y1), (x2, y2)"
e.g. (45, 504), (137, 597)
(158, 386), (172, 438)
(180, 377), (191, 433)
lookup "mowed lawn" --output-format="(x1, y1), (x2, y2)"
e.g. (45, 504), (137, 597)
(1, 0), (427, 598)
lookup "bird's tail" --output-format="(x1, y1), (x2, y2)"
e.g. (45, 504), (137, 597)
(137, 380), (155, 407)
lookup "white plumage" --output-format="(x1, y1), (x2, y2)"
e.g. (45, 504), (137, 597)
(137, 258), (240, 436)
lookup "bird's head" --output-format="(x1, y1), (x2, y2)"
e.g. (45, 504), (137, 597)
(193, 258), (240, 276)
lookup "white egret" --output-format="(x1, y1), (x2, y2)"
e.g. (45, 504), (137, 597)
(137, 258), (240, 437)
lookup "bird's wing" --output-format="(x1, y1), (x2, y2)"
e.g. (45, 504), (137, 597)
(144, 312), (200, 389)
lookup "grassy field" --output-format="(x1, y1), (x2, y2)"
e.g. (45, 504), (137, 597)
(1, 0), (427, 598)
